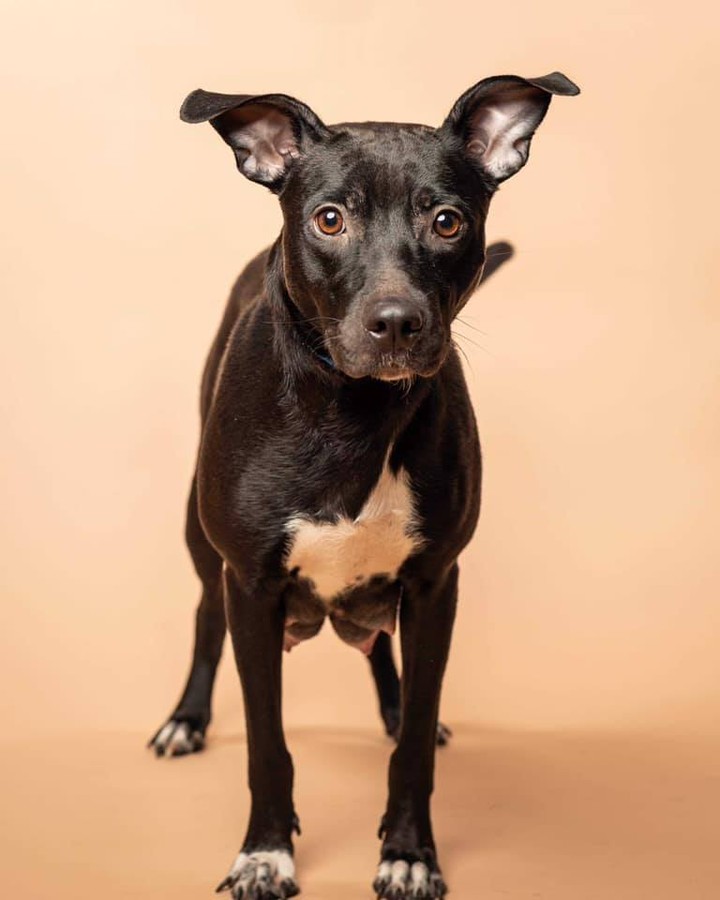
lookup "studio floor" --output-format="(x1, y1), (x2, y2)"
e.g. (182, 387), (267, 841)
(4, 724), (719, 899)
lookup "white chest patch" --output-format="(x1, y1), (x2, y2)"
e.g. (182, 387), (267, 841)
(285, 461), (424, 603)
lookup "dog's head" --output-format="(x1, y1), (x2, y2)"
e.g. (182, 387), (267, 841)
(181, 74), (579, 381)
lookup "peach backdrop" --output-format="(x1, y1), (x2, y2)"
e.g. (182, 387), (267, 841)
(2, 0), (719, 741)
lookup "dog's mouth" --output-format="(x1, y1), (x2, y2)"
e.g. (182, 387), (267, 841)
(333, 350), (447, 383)
(322, 338), (448, 382)
(373, 351), (415, 382)
(376, 369), (414, 382)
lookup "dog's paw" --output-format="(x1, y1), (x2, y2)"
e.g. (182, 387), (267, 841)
(216, 850), (299, 899)
(147, 718), (205, 758)
(385, 715), (452, 748)
(373, 859), (447, 899)
(434, 722), (452, 747)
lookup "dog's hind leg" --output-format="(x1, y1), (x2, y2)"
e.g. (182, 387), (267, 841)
(369, 633), (402, 738)
(149, 475), (226, 757)
(369, 632), (452, 747)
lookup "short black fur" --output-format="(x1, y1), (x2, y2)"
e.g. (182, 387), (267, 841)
(150, 72), (579, 900)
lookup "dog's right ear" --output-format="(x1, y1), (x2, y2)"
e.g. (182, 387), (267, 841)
(180, 90), (330, 192)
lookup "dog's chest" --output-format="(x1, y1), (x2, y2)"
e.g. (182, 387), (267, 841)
(284, 462), (423, 603)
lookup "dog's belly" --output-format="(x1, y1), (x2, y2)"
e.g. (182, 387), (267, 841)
(283, 461), (424, 652)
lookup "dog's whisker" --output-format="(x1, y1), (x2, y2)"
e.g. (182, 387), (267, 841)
(450, 328), (482, 349)
(452, 330), (494, 359)
(452, 339), (474, 374)
(454, 316), (489, 336)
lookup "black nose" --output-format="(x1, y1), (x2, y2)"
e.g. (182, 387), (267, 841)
(363, 299), (424, 352)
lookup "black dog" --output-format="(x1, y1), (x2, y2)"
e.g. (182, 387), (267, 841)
(150, 72), (579, 899)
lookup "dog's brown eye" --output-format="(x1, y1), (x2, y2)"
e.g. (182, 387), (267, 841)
(433, 210), (463, 238)
(315, 207), (345, 236)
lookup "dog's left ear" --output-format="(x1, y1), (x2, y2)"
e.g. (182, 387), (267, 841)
(180, 89), (330, 192)
(441, 72), (580, 184)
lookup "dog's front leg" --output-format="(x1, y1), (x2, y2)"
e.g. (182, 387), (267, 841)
(374, 564), (458, 900)
(217, 564), (300, 900)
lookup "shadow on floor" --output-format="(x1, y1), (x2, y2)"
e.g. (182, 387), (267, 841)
(2, 725), (719, 899)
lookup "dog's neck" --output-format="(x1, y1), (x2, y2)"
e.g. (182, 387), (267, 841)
(275, 275), (338, 373)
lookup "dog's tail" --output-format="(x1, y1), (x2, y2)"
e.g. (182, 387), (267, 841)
(479, 241), (514, 285)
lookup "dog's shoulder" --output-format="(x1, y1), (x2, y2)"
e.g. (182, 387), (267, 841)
(199, 245), (273, 421)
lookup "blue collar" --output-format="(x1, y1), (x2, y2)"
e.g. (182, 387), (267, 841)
(312, 346), (336, 370)
(279, 289), (338, 372)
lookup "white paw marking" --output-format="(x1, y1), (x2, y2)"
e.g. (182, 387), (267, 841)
(219, 849), (297, 898)
(373, 859), (446, 898)
(152, 721), (204, 756)
(410, 861), (430, 894)
(155, 722), (176, 746)
(285, 457), (424, 603)
(376, 861), (392, 883)
(391, 860), (410, 890)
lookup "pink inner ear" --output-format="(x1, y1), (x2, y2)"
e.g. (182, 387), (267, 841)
(466, 86), (548, 181)
(223, 104), (300, 181)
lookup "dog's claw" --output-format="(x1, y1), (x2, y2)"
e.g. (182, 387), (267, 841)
(279, 878), (300, 898)
(148, 718), (206, 758)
